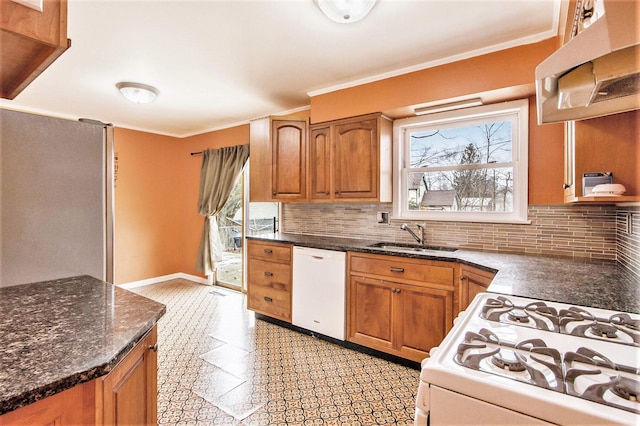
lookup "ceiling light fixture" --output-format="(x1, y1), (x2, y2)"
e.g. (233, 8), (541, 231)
(314, 0), (377, 24)
(116, 82), (159, 104)
(414, 98), (483, 115)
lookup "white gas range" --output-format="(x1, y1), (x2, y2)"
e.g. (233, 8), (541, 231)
(415, 293), (640, 425)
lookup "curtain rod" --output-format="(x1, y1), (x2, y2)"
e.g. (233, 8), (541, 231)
(190, 151), (203, 156)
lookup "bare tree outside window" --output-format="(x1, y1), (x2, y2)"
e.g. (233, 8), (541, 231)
(394, 99), (528, 223)
(406, 120), (514, 213)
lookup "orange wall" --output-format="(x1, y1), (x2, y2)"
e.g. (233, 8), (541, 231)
(310, 39), (566, 205)
(310, 39), (559, 123)
(528, 97), (565, 204)
(112, 38), (588, 283)
(113, 128), (184, 284)
(113, 125), (249, 284)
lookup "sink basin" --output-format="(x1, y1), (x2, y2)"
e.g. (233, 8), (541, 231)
(367, 242), (457, 253)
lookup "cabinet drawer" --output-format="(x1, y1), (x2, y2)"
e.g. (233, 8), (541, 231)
(350, 254), (454, 286)
(247, 240), (291, 263)
(248, 259), (291, 291)
(247, 284), (291, 321)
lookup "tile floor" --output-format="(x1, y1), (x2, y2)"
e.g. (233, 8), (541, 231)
(133, 278), (420, 425)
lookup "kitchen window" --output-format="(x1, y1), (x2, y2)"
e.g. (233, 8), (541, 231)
(392, 99), (529, 223)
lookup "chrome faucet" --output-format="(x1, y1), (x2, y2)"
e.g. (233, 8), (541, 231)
(401, 223), (426, 245)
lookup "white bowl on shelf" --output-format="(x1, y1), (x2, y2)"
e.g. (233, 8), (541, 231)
(591, 183), (626, 196)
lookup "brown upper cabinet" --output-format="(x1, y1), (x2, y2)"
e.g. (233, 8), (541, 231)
(1, 0), (70, 99)
(309, 113), (392, 202)
(250, 116), (308, 202)
(564, 110), (639, 204)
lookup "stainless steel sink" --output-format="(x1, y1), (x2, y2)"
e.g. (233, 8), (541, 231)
(367, 242), (457, 253)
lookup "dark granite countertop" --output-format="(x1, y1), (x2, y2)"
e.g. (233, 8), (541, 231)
(248, 233), (640, 314)
(0, 275), (166, 415)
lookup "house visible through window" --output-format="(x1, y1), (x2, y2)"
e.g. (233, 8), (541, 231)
(393, 99), (529, 223)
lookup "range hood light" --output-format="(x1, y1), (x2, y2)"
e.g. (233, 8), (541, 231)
(414, 98), (483, 115)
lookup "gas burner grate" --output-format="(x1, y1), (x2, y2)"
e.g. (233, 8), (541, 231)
(565, 347), (640, 414)
(455, 331), (640, 414)
(481, 296), (640, 347)
(454, 328), (564, 392)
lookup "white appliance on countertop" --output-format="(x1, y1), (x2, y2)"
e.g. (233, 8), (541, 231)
(292, 247), (346, 340)
(415, 292), (640, 425)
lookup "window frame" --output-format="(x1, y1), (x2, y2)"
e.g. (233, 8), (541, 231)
(392, 99), (530, 224)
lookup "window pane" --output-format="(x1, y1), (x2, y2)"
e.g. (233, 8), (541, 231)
(247, 202), (279, 235)
(409, 122), (513, 168)
(408, 167), (514, 212)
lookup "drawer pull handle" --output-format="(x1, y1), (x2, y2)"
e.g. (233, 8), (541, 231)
(264, 296), (273, 302)
(264, 249), (273, 254)
(148, 343), (158, 352)
(264, 272), (273, 277)
(312, 256), (324, 260)
(390, 267), (405, 273)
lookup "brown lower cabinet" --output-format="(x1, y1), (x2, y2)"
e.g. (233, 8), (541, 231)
(246, 239), (293, 322)
(0, 326), (158, 426)
(347, 252), (455, 363)
(459, 264), (496, 312)
(97, 326), (158, 425)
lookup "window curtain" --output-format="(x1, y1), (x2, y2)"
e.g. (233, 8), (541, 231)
(196, 145), (250, 276)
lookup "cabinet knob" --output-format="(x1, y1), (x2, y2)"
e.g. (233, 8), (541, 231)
(325, 192), (329, 195)
(264, 249), (273, 254)
(392, 288), (401, 293)
(272, 191), (276, 196)
(460, 275), (467, 281)
(563, 183), (570, 189)
(264, 296), (273, 303)
(335, 191), (339, 195)
(148, 343), (158, 352)
(264, 271), (273, 277)
(390, 267), (405, 273)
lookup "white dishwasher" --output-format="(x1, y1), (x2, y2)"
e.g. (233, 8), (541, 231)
(292, 246), (346, 340)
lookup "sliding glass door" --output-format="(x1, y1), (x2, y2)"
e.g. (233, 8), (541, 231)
(216, 163), (279, 292)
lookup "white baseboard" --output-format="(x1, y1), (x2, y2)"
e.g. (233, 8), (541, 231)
(119, 272), (210, 289)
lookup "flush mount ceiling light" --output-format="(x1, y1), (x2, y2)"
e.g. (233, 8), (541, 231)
(314, 0), (377, 24)
(116, 82), (159, 104)
(414, 98), (483, 115)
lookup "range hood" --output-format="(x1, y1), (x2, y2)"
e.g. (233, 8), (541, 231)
(535, 0), (640, 124)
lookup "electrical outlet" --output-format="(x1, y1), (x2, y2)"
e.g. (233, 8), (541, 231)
(376, 211), (390, 225)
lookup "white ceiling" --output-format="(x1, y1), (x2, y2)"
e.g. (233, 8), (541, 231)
(1, 0), (561, 137)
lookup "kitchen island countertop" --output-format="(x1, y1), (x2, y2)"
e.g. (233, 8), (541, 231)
(248, 233), (640, 313)
(0, 275), (166, 416)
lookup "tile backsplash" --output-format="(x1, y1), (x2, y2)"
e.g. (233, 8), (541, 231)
(617, 206), (640, 277)
(282, 203), (639, 267)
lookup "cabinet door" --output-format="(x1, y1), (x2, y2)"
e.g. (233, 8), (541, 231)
(459, 265), (495, 311)
(333, 118), (378, 200)
(272, 120), (307, 201)
(100, 327), (158, 426)
(309, 125), (332, 200)
(0, 381), (94, 426)
(348, 276), (393, 350)
(395, 283), (453, 362)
